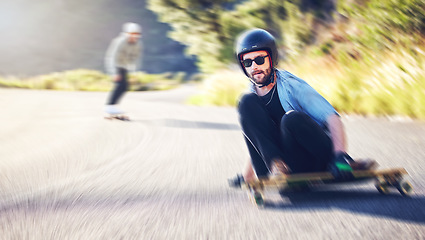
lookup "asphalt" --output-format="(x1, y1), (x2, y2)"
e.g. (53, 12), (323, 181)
(0, 86), (424, 239)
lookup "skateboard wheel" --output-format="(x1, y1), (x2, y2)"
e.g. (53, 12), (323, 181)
(254, 192), (264, 207)
(376, 183), (389, 195)
(396, 181), (413, 196)
(247, 189), (264, 207)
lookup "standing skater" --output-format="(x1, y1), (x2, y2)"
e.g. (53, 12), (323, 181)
(104, 22), (142, 119)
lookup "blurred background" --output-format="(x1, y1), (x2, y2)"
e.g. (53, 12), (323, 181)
(0, 0), (197, 76)
(1, 0), (425, 119)
(1, 1), (425, 238)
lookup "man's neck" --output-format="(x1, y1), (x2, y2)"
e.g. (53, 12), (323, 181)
(255, 73), (276, 96)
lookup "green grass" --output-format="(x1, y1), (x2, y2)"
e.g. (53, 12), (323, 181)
(186, 70), (249, 106)
(0, 69), (185, 92)
(284, 46), (425, 120)
(188, 45), (425, 120)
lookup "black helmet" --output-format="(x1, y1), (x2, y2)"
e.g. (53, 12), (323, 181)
(235, 28), (278, 77)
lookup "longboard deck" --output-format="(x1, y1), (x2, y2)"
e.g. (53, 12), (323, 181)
(104, 114), (130, 121)
(240, 168), (413, 206)
(247, 168), (408, 188)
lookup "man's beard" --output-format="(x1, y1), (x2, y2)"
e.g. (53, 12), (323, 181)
(249, 68), (272, 85)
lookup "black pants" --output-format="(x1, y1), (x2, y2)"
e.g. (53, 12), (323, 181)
(238, 93), (334, 177)
(107, 68), (128, 105)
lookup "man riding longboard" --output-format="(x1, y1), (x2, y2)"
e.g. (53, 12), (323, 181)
(228, 29), (394, 204)
(232, 28), (376, 182)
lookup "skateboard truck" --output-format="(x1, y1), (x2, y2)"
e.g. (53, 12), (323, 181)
(228, 174), (245, 188)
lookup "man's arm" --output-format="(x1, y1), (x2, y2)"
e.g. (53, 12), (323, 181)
(327, 114), (347, 155)
(105, 37), (124, 77)
(128, 43), (142, 72)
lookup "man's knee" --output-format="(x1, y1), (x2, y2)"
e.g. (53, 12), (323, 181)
(281, 111), (311, 129)
(238, 93), (260, 115)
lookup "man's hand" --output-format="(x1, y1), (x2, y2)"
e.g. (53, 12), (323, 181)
(113, 74), (122, 82)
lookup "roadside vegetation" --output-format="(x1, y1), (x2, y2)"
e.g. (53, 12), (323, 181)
(186, 70), (248, 106)
(1, 1), (424, 120)
(0, 69), (185, 92)
(153, 0), (425, 119)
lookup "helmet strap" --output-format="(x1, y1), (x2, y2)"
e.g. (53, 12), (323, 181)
(249, 68), (275, 88)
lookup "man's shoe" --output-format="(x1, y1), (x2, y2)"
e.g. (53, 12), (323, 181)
(328, 152), (354, 180)
(271, 159), (291, 176)
(349, 158), (379, 171)
(105, 105), (124, 115)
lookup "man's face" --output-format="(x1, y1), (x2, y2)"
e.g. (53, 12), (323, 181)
(127, 32), (141, 43)
(242, 50), (272, 85)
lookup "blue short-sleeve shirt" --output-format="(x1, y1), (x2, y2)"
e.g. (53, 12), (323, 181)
(251, 69), (339, 130)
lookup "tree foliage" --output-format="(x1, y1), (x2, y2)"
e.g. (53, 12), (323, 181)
(337, 0), (425, 49)
(149, 0), (425, 72)
(148, 0), (334, 72)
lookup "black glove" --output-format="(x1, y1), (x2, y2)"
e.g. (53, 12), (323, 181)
(228, 174), (245, 188)
(328, 152), (354, 180)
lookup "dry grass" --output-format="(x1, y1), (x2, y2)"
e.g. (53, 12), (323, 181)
(186, 70), (249, 106)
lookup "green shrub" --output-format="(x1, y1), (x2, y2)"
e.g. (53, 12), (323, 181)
(130, 72), (180, 91)
(284, 43), (425, 120)
(187, 70), (248, 106)
(0, 69), (181, 92)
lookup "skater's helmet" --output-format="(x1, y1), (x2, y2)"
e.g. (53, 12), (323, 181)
(235, 28), (278, 77)
(122, 22), (142, 34)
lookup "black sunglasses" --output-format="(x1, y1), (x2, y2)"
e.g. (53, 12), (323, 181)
(241, 55), (269, 67)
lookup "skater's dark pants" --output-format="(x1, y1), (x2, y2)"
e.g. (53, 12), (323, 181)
(238, 93), (334, 177)
(108, 68), (128, 105)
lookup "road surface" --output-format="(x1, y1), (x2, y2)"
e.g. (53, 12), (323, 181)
(0, 86), (424, 239)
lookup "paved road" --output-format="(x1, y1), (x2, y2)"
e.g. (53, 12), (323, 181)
(0, 86), (424, 239)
